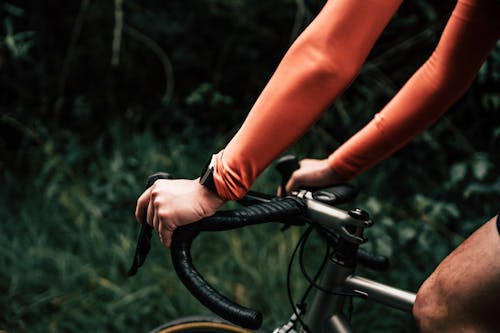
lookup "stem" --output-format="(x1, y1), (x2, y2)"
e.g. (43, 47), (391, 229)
(111, 0), (124, 67)
(54, 0), (90, 118)
(124, 24), (174, 106)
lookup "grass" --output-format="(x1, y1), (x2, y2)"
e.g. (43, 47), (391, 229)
(0, 127), (305, 332)
(1, 1), (498, 330)
(1, 123), (493, 333)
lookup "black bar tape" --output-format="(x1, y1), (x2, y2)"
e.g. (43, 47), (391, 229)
(170, 197), (306, 329)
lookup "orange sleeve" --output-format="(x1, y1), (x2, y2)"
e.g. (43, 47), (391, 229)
(328, 0), (500, 180)
(213, 0), (403, 200)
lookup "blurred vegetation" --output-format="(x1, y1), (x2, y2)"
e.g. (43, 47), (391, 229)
(1, 0), (499, 332)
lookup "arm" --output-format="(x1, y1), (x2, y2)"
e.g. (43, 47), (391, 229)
(327, 0), (500, 180)
(136, 0), (404, 247)
(213, 0), (403, 200)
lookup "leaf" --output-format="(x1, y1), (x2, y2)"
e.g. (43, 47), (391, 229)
(449, 162), (467, 184)
(464, 181), (500, 198)
(471, 155), (492, 181)
(398, 225), (417, 245)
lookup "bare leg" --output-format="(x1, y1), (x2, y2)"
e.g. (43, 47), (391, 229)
(413, 215), (500, 333)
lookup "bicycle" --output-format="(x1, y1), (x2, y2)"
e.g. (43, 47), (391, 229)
(128, 155), (417, 333)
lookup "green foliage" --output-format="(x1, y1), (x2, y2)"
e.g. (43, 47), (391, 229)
(3, 19), (34, 60)
(1, 0), (500, 332)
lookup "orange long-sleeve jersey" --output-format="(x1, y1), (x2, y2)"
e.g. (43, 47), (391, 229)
(213, 0), (500, 201)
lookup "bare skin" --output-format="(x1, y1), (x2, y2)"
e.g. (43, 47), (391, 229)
(413, 215), (500, 332)
(134, 158), (342, 247)
(283, 158), (345, 194)
(134, 158), (500, 332)
(287, 159), (500, 332)
(135, 178), (225, 247)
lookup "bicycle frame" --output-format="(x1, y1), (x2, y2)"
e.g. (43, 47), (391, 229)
(302, 258), (416, 333)
(275, 191), (416, 333)
(137, 175), (418, 332)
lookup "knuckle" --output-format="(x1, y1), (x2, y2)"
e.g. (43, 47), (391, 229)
(157, 206), (171, 220)
(158, 214), (177, 231)
(153, 199), (161, 209)
(151, 188), (161, 198)
(161, 221), (178, 234)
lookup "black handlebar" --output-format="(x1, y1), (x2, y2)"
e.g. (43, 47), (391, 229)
(170, 197), (307, 330)
(127, 163), (386, 330)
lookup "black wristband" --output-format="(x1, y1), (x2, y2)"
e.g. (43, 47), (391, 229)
(199, 154), (218, 194)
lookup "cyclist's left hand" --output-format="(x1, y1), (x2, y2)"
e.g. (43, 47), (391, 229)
(281, 158), (345, 195)
(135, 178), (225, 248)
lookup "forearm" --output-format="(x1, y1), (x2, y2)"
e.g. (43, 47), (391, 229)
(329, 0), (500, 180)
(214, 0), (403, 200)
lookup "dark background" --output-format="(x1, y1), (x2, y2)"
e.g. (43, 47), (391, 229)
(1, 1), (499, 332)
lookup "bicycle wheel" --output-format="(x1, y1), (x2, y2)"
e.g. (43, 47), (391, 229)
(150, 316), (268, 333)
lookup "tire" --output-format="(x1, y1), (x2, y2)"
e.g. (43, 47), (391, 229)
(150, 315), (269, 333)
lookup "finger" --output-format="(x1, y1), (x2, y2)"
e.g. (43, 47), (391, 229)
(159, 222), (175, 248)
(159, 231), (172, 248)
(276, 187), (282, 197)
(153, 206), (160, 232)
(285, 160), (305, 194)
(146, 197), (154, 227)
(164, 231), (173, 248)
(135, 188), (152, 224)
(285, 173), (301, 194)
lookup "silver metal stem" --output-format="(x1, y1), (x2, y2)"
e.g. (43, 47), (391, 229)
(300, 192), (372, 244)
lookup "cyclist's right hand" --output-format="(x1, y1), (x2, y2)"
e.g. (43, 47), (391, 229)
(281, 158), (345, 195)
(135, 178), (225, 248)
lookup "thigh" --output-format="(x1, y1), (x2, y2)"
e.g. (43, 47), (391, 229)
(423, 214), (500, 331)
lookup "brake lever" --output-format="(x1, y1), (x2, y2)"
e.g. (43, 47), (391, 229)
(127, 172), (173, 277)
(275, 155), (300, 197)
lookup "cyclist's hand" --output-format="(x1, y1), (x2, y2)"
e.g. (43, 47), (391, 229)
(135, 178), (225, 248)
(281, 158), (345, 195)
